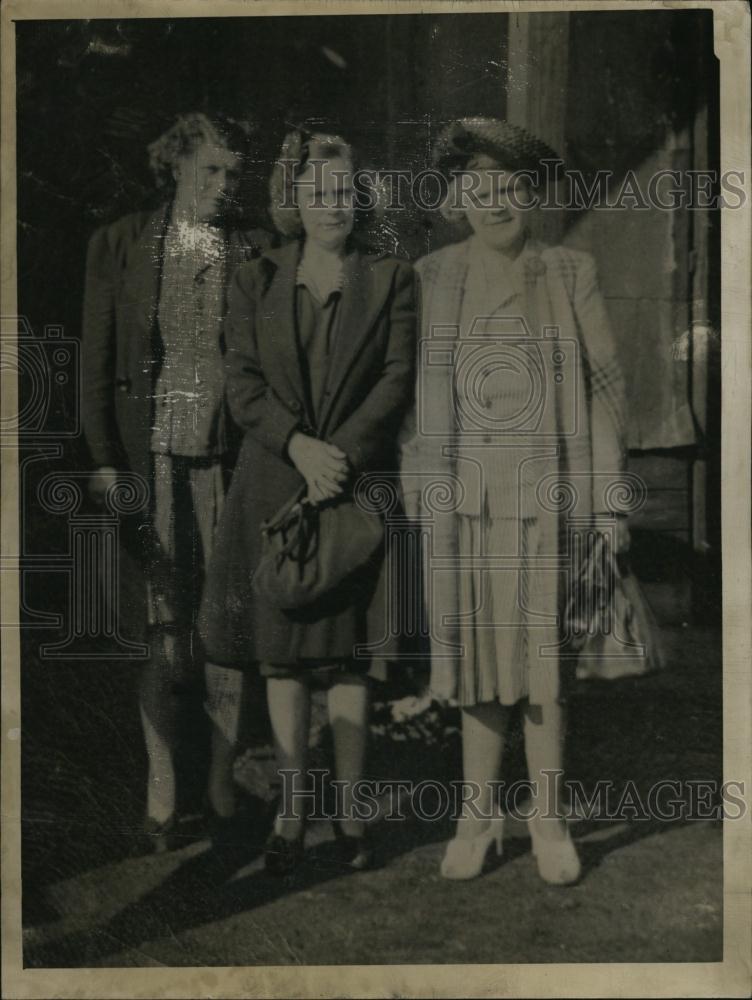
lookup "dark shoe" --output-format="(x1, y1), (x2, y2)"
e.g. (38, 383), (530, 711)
(333, 824), (373, 871)
(205, 806), (239, 848)
(142, 814), (179, 854)
(264, 830), (305, 876)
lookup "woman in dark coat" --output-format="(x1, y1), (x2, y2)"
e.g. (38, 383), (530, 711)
(200, 128), (415, 871)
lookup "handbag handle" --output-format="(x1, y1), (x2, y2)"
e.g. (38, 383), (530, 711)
(268, 498), (318, 571)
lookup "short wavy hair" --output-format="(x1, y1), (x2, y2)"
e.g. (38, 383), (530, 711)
(147, 112), (256, 189)
(268, 127), (359, 239)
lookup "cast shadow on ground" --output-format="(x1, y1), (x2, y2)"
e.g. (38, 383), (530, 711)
(25, 798), (703, 968)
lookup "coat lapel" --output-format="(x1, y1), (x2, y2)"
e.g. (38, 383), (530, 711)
(257, 241), (307, 409)
(122, 207), (167, 316)
(123, 206), (169, 377)
(317, 248), (392, 430)
(438, 240), (470, 333)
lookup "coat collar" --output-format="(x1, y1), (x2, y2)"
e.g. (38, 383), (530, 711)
(257, 239), (394, 433)
(428, 235), (550, 330)
(466, 234), (549, 310)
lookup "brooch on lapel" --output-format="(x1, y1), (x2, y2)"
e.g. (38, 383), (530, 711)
(524, 256), (547, 278)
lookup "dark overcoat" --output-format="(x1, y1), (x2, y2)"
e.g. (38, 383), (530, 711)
(199, 240), (416, 667)
(80, 205), (271, 638)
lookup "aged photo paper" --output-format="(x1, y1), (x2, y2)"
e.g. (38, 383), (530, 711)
(1, 0), (750, 997)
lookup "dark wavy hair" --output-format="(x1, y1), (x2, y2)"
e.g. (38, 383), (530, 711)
(432, 117), (561, 224)
(147, 112), (257, 189)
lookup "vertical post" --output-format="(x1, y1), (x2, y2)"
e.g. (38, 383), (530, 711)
(689, 70), (711, 557)
(687, 14), (720, 624)
(506, 12), (570, 245)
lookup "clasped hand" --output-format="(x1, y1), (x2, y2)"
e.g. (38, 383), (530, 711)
(287, 432), (350, 505)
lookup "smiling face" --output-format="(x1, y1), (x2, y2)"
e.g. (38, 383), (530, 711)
(459, 153), (535, 253)
(173, 141), (241, 225)
(296, 155), (355, 253)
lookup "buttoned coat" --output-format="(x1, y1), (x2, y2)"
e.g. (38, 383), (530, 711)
(400, 237), (628, 700)
(199, 240), (416, 667)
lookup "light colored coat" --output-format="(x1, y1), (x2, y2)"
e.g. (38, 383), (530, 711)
(400, 236), (627, 700)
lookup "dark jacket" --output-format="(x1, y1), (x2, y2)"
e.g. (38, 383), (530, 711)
(199, 240), (416, 667)
(80, 205), (271, 641)
(81, 205), (271, 483)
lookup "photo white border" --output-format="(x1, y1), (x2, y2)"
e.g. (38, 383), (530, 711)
(1, 1), (749, 997)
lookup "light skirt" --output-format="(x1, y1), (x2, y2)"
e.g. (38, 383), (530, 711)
(455, 513), (570, 707)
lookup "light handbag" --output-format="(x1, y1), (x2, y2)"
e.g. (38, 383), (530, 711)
(564, 530), (666, 680)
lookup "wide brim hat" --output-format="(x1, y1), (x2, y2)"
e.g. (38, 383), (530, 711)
(432, 117), (563, 181)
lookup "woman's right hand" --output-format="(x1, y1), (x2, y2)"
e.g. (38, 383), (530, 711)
(287, 432), (349, 504)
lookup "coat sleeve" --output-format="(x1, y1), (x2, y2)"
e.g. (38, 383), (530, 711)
(224, 262), (302, 458)
(573, 252), (629, 513)
(329, 260), (417, 473)
(81, 225), (123, 469)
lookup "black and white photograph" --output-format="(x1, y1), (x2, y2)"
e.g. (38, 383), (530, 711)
(1, 1), (750, 997)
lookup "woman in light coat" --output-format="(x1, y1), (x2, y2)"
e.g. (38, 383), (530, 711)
(401, 118), (629, 883)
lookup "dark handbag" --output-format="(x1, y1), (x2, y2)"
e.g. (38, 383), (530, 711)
(251, 487), (385, 610)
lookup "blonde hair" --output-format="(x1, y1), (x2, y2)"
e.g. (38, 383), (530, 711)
(147, 112), (256, 189)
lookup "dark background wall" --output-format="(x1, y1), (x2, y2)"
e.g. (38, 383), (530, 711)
(562, 10), (721, 622)
(16, 13), (508, 368)
(17, 10), (718, 447)
(16, 10), (720, 623)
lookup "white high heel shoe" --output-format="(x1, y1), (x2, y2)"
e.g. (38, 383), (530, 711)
(440, 812), (506, 880)
(528, 813), (581, 886)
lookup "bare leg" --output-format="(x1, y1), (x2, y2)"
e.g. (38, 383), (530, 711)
(327, 674), (369, 838)
(457, 700), (509, 838)
(522, 699), (581, 883)
(139, 628), (180, 824)
(266, 676), (310, 840)
(205, 662), (244, 818)
(523, 699), (568, 840)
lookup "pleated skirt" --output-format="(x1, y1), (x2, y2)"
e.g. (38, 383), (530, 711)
(456, 513), (573, 707)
